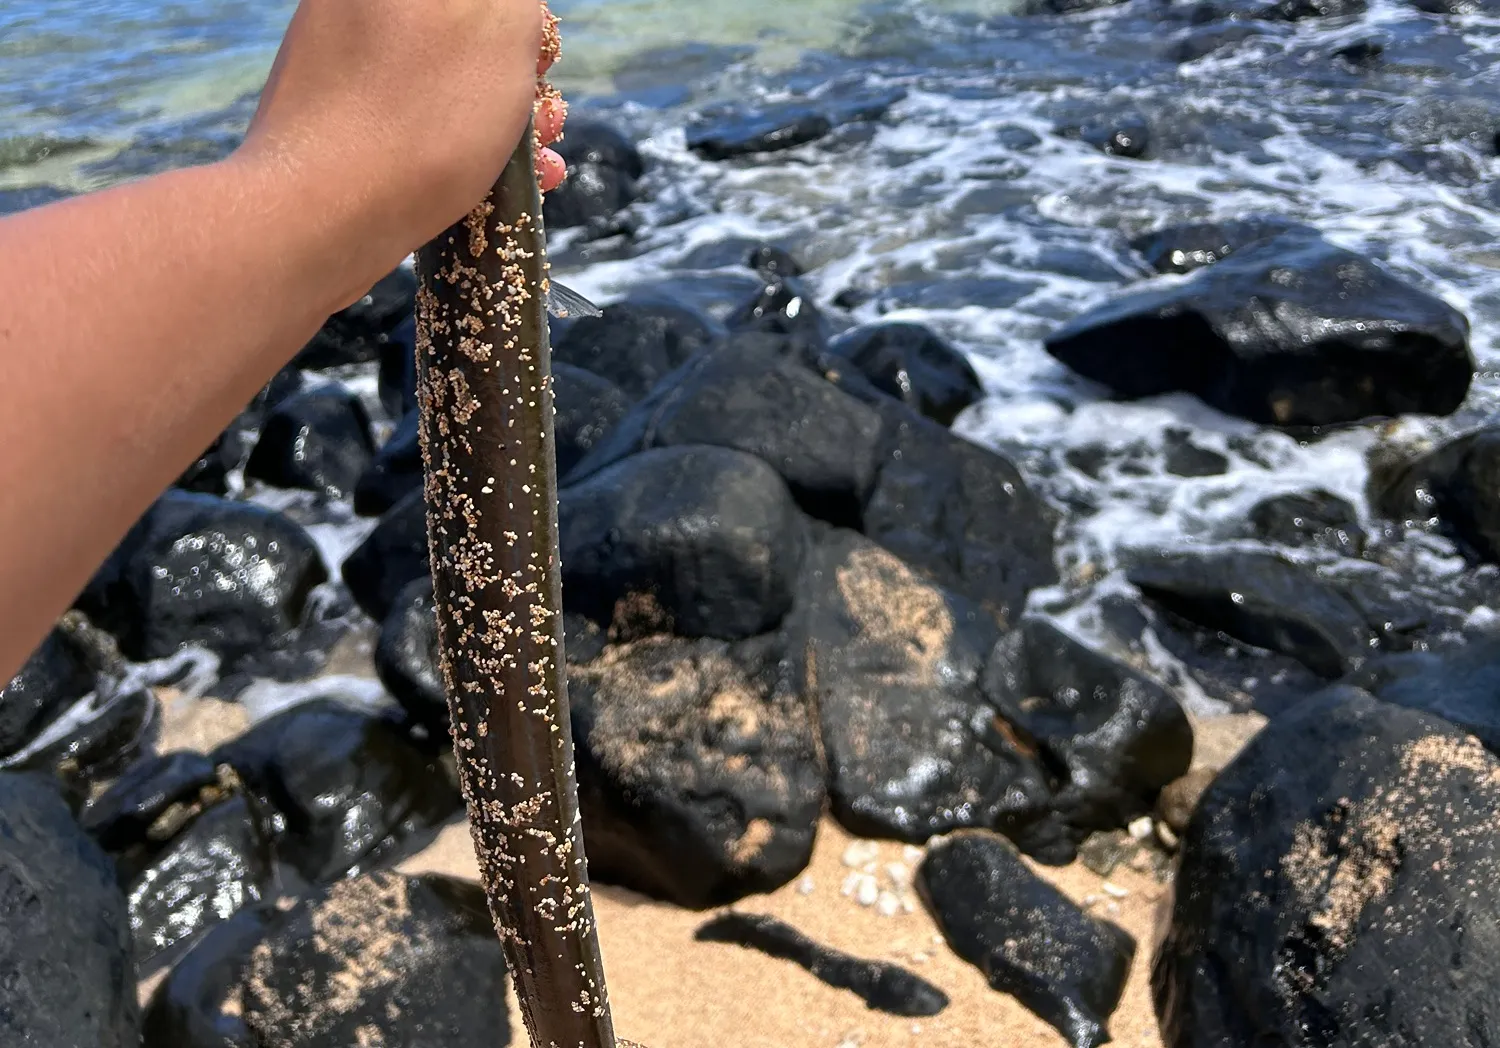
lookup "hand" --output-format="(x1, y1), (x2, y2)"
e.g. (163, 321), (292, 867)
(237, 0), (568, 304)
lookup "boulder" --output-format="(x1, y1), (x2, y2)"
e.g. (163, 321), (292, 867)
(1155, 688), (1500, 1047)
(559, 445), (808, 639)
(1343, 637), (1500, 753)
(1127, 549), (1374, 678)
(981, 616), (1194, 833)
(15, 686), (158, 789)
(378, 313), (418, 418)
(244, 384), (375, 500)
(341, 488), (429, 622)
(1, 623), (97, 757)
(1162, 428), (1229, 477)
(374, 578), (445, 733)
(862, 405), (1057, 625)
(565, 335), (886, 527)
(352, 410), (421, 517)
(688, 104), (834, 160)
(240, 874), (509, 1048)
(544, 121), (643, 230)
(551, 298), (722, 398)
(1246, 489), (1366, 555)
(567, 337), (1057, 622)
(825, 322), (984, 426)
(124, 789), (276, 967)
(787, 530), (1071, 859)
(570, 634), (824, 907)
(1370, 425), (1500, 562)
(81, 750), (220, 851)
(294, 266), (416, 369)
(1047, 232), (1473, 426)
(211, 700), (460, 883)
(726, 274), (832, 356)
(0, 771), (140, 1047)
(1080, 113), (1152, 159)
(552, 362), (633, 476)
(176, 427), (246, 496)
(144, 873), (510, 1048)
(919, 831), (1135, 1048)
(79, 490), (327, 662)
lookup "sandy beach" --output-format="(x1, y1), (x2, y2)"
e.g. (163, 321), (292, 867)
(398, 816), (1171, 1048)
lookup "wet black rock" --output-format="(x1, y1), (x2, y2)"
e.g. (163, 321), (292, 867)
(212, 699), (460, 882)
(1155, 688), (1500, 1047)
(295, 267), (416, 369)
(378, 313), (418, 418)
(374, 578), (444, 733)
(244, 384), (375, 500)
(1163, 428), (1229, 477)
(1246, 489), (1366, 555)
(16, 686), (158, 790)
(1332, 39), (1383, 67)
(342, 487), (428, 621)
(82, 750), (220, 851)
(1266, 0), (1366, 18)
(544, 121), (643, 230)
(125, 790), (276, 967)
(726, 274), (832, 355)
(560, 445), (807, 639)
(565, 336), (1056, 629)
(1128, 549), (1373, 678)
(243, 874), (508, 1047)
(1370, 425), (1500, 562)
(570, 634), (824, 907)
(80, 490), (327, 662)
(553, 362), (634, 476)
(1164, 22), (1266, 62)
(0, 771), (140, 1047)
(688, 104), (835, 160)
(1020, 0), (1128, 12)
(1129, 216), (1308, 275)
(141, 905), (270, 1048)
(919, 831), (1135, 1048)
(176, 428), (246, 496)
(144, 873), (507, 1048)
(982, 616), (1194, 833)
(695, 912), (949, 1017)
(788, 529), (1071, 858)
(352, 409), (421, 517)
(1408, 0), (1500, 12)
(862, 401), (1057, 625)
(825, 322), (984, 426)
(1048, 231), (1473, 426)
(677, 238), (804, 278)
(566, 335), (885, 527)
(552, 298), (723, 398)
(1344, 637), (1500, 753)
(1080, 113), (1152, 158)
(1, 623), (97, 757)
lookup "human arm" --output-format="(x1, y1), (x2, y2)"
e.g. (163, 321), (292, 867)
(0, 0), (566, 681)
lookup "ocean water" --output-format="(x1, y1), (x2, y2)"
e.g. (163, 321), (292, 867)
(3, 0), (1500, 719)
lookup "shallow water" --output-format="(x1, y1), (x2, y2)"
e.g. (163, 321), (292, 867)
(3, 0), (1500, 713)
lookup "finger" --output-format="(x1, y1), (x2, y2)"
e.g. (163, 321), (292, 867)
(535, 95), (567, 145)
(538, 3), (561, 74)
(538, 147), (566, 192)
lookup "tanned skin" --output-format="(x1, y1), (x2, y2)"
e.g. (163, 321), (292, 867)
(0, 0), (567, 682)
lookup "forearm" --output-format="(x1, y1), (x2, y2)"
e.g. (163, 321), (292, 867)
(0, 155), (388, 680)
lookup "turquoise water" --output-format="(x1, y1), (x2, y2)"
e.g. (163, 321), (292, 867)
(0, 0), (1005, 188)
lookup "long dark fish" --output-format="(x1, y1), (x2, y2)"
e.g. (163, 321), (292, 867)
(413, 121), (621, 1048)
